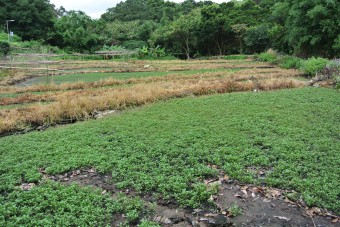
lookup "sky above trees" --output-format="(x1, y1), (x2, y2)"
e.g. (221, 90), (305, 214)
(50, 0), (229, 18)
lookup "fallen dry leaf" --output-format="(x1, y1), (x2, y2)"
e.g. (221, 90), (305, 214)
(204, 213), (218, 217)
(240, 186), (249, 191)
(306, 207), (322, 217)
(204, 179), (219, 185)
(233, 193), (242, 198)
(268, 189), (281, 198)
(263, 198), (271, 203)
(274, 216), (291, 221)
(250, 187), (259, 193)
(284, 198), (296, 205)
(332, 218), (339, 223)
(88, 168), (96, 173)
(241, 189), (248, 198)
(20, 183), (35, 191)
(220, 175), (229, 182)
(153, 215), (172, 224)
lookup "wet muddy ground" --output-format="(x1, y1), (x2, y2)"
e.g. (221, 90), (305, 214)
(39, 168), (339, 227)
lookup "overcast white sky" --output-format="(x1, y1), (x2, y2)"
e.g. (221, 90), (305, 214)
(50, 0), (228, 19)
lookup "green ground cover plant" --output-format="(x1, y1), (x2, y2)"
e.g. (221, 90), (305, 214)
(0, 181), (145, 226)
(0, 88), (339, 225)
(300, 57), (329, 77)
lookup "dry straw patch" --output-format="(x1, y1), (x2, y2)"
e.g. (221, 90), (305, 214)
(0, 59), (307, 134)
(0, 75), (306, 134)
(0, 58), (271, 86)
(1, 67), (302, 94)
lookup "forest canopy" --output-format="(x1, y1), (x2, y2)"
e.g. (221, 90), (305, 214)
(1, 0), (339, 58)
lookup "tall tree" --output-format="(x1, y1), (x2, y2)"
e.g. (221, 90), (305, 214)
(151, 9), (201, 59)
(54, 11), (100, 52)
(0, 0), (56, 41)
(272, 0), (340, 57)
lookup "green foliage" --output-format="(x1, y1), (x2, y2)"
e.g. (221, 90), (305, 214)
(0, 41), (10, 56)
(271, 0), (340, 57)
(0, 32), (21, 43)
(0, 181), (145, 226)
(122, 40), (148, 50)
(300, 57), (328, 77)
(255, 51), (277, 63)
(138, 46), (167, 59)
(139, 219), (161, 227)
(0, 88), (339, 214)
(54, 11), (100, 53)
(0, 0), (56, 41)
(228, 204), (243, 217)
(244, 25), (270, 53)
(279, 56), (302, 69)
(199, 0), (267, 56)
(151, 9), (201, 59)
(101, 45), (126, 51)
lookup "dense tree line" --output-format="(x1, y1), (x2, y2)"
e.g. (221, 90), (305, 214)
(1, 0), (339, 58)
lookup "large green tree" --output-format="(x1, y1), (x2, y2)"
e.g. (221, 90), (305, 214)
(151, 9), (201, 59)
(272, 0), (340, 57)
(0, 0), (56, 41)
(199, 1), (266, 55)
(53, 11), (100, 52)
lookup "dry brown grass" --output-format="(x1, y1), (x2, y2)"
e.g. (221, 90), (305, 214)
(0, 77), (306, 134)
(0, 59), (308, 134)
(0, 58), (270, 86)
(0, 67), (302, 95)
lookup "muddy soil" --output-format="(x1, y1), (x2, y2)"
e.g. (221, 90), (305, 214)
(41, 168), (339, 227)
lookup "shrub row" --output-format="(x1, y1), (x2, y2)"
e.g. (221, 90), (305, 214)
(255, 50), (340, 84)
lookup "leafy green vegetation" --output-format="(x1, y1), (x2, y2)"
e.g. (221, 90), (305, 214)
(0, 41), (10, 56)
(300, 57), (329, 77)
(228, 204), (243, 217)
(255, 51), (278, 63)
(1, 88), (339, 214)
(2, 0), (339, 57)
(279, 56), (302, 69)
(0, 181), (146, 226)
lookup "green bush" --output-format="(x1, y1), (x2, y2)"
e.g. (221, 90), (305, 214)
(279, 56), (302, 69)
(300, 57), (329, 77)
(0, 32), (21, 42)
(0, 41), (10, 56)
(254, 49), (277, 62)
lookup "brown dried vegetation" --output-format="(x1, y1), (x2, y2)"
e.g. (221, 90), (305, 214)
(0, 60), (306, 134)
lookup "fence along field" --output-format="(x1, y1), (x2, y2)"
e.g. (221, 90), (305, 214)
(0, 57), (306, 134)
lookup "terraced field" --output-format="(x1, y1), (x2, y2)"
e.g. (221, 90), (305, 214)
(0, 58), (339, 226)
